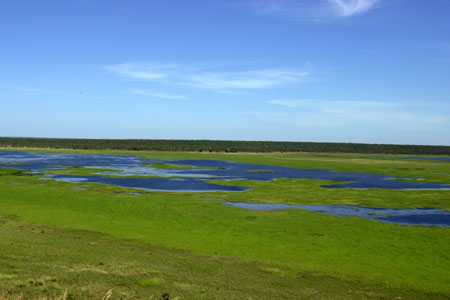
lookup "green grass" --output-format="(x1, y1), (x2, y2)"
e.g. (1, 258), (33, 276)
(0, 215), (447, 300)
(217, 178), (450, 209)
(0, 170), (29, 177)
(1, 148), (450, 299)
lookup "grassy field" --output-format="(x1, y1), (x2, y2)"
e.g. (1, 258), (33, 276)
(1, 148), (450, 299)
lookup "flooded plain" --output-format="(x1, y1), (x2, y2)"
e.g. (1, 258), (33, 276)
(2, 151), (450, 228)
(1, 151), (450, 192)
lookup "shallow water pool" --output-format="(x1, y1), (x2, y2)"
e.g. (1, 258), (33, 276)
(225, 202), (450, 227)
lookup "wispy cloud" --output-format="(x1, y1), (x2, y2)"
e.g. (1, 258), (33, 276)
(188, 70), (308, 90)
(244, 0), (380, 19)
(130, 89), (188, 100)
(328, 0), (380, 17)
(268, 99), (305, 108)
(105, 63), (174, 81)
(106, 63), (309, 93)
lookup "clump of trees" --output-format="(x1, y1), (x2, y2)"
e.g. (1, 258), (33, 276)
(0, 137), (449, 155)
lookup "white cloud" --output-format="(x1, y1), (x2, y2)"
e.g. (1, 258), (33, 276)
(130, 89), (187, 100)
(106, 63), (309, 92)
(328, 0), (380, 17)
(188, 70), (308, 90)
(244, 0), (380, 19)
(105, 63), (173, 81)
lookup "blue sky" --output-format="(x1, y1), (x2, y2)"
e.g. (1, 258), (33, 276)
(1, 0), (450, 145)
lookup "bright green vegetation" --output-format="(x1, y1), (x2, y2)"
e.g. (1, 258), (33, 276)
(2, 215), (446, 300)
(1, 148), (450, 299)
(0, 170), (28, 177)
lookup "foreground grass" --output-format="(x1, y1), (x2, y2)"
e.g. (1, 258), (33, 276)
(1, 149), (450, 298)
(0, 214), (447, 299)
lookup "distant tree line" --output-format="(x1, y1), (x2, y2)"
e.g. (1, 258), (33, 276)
(0, 137), (449, 155)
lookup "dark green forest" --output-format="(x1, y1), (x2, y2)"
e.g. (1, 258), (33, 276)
(1, 137), (449, 155)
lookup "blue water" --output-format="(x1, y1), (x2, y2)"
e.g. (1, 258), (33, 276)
(225, 202), (450, 227)
(1, 151), (450, 192)
(406, 156), (450, 163)
(50, 175), (246, 192)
